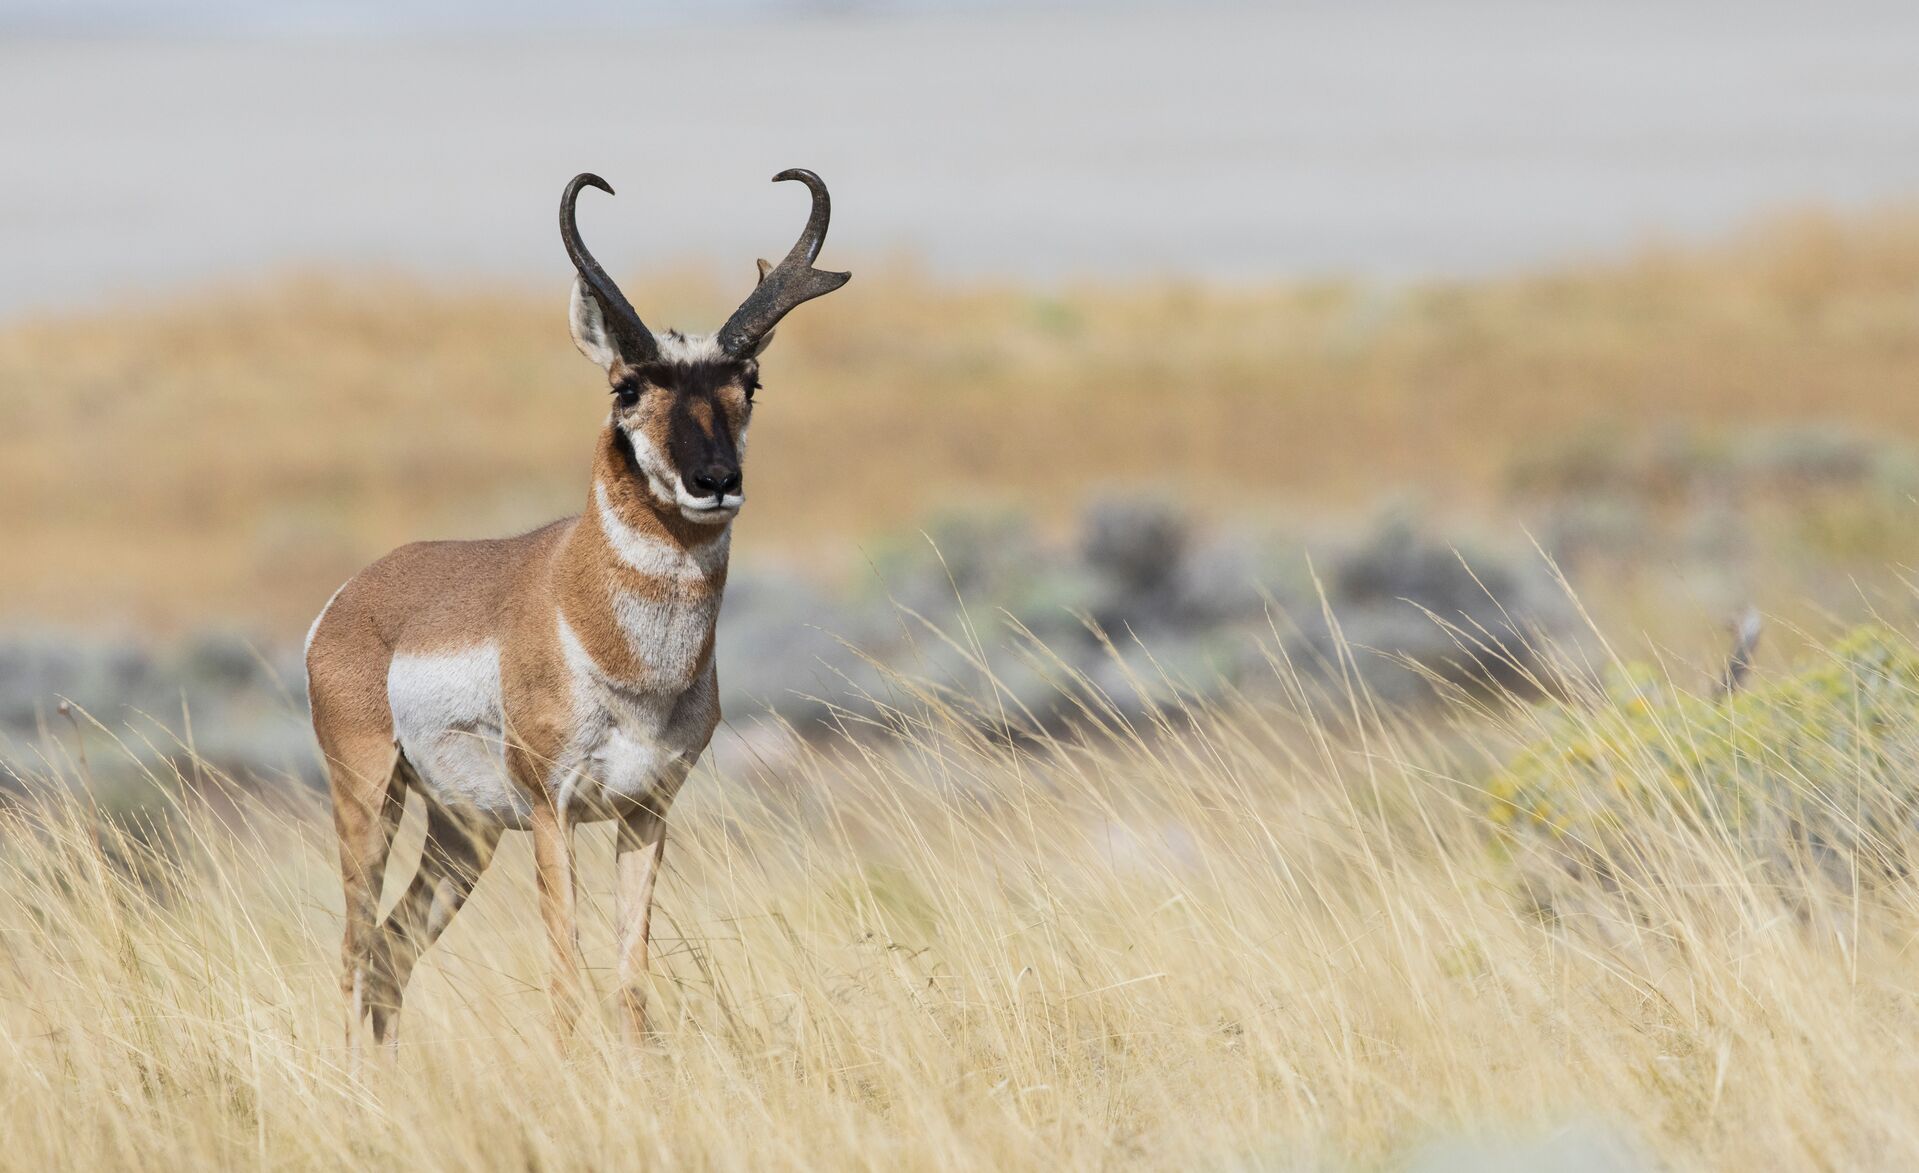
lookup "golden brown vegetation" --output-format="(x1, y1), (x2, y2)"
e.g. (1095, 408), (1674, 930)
(9, 619), (1919, 1169)
(7, 208), (1919, 634)
(11, 209), (1919, 1169)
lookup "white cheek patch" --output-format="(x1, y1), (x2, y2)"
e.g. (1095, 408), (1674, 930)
(617, 420), (681, 506)
(387, 643), (532, 825)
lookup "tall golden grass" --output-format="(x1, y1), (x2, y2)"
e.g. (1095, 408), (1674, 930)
(7, 208), (1919, 633)
(6, 614), (1919, 1169)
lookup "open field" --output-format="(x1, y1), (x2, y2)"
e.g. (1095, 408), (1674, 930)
(8, 208), (1919, 642)
(9, 619), (1919, 1169)
(10, 208), (1919, 1168)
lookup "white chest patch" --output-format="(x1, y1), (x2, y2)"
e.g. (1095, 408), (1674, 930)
(387, 643), (532, 826)
(556, 615), (719, 815)
(595, 482), (728, 694)
(610, 588), (719, 691)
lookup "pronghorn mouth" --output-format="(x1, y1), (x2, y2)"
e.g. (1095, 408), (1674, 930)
(679, 497), (743, 523)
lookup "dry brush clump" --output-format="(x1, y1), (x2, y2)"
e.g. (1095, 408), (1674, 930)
(728, 495), (1573, 730)
(1513, 423), (1919, 591)
(6, 616), (1919, 1168)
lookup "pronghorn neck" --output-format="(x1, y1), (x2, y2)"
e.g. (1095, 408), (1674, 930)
(548, 423), (734, 694)
(587, 422), (735, 561)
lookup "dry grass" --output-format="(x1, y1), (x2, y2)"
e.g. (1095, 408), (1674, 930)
(9, 208), (1919, 633)
(7, 619), (1919, 1170)
(11, 208), (1919, 1167)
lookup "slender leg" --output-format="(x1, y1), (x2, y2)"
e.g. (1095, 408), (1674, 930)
(330, 745), (405, 1069)
(615, 808), (668, 1037)
(530, 800), (585, 1040)
(370, 802), (502, 1046)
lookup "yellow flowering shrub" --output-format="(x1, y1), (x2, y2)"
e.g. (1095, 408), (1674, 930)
(1489, 624), (1919, 874)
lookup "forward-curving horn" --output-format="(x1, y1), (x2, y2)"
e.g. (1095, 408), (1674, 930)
(560, 173), (659, 365)
(715, 169), (851, 357)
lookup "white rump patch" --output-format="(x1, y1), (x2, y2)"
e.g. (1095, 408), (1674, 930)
(387, 643), (531, 825)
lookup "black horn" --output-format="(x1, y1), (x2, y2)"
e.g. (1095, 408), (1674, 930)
(560, 173), (659, 365)
(715, 169), (851, 356)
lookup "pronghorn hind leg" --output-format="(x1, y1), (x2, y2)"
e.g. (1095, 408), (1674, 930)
(329, 741), (407, 1066)
(370, 797), (502, 1047)
(614, 807), (667, 1039)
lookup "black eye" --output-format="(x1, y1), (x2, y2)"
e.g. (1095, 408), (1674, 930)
(744, 378), (761, 403)
(612, 381), (640, 408)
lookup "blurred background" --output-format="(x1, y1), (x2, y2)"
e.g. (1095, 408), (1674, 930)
(6, 0), (1919, 780)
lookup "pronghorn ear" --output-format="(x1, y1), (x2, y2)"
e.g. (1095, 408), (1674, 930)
(568, 278), (620, 371)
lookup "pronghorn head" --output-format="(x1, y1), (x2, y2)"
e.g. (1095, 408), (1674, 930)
(561, 169), (851, 525)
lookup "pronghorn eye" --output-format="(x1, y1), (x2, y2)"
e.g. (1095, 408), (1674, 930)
(612, 381), (640, 408)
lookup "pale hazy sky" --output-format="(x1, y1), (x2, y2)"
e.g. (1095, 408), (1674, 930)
(4, 1), (1919, 313)
(4, 0), (1105, 34)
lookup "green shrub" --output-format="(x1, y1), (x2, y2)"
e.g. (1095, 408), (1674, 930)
(1489, 624), (1919, 875)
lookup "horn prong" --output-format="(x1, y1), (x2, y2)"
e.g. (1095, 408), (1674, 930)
(716, 169), (851, 357)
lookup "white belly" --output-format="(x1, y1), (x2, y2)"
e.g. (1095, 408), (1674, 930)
(387, 643), (533, 826)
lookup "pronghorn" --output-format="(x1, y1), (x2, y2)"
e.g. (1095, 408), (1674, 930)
(305, 169), (849, 1050)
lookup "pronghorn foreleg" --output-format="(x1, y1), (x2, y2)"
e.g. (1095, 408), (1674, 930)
(370, 801), (502, 1047)
(530, 799), (586, 1040)
(614, 806), (668, 1038)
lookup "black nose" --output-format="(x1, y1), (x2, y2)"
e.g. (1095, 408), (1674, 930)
(687, 466), (742, 498)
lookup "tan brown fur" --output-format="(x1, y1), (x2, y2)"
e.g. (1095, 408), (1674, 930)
(309, 412), (741, 1055)
(310, 169), (845, 1060)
